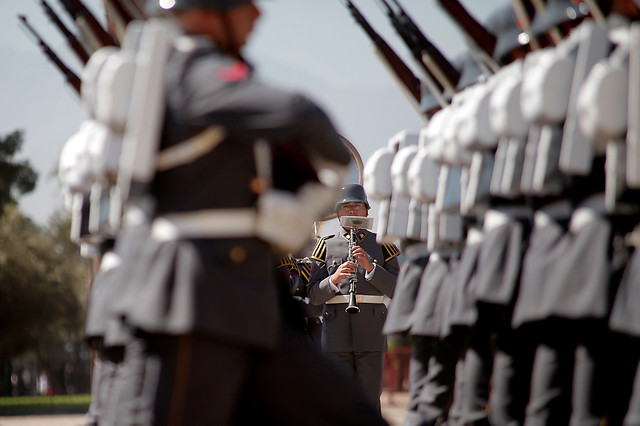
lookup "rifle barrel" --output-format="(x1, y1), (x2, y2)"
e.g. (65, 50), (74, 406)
(59, 0), (118, 47)
(388, 0), (461, 92)
(18, 15), (82, 94)
(436, 0), (496, 57)
(342, 0), (422, 104)
(40, 0), (91, 63)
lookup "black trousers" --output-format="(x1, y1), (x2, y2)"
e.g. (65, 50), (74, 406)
(523, 319), (627, 426)
(457, 304), (534, 426)
(403, 334), (463, 426)
(114, 325), (387, 426)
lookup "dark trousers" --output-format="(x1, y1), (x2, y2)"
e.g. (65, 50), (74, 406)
(327, 350), (385, 413)
(115, 326), (387, 426)
(457, 304), (533, 426)
(403, 334), (463, 426)
(488, 326), (534, 426)
(524, 319), (615, 426)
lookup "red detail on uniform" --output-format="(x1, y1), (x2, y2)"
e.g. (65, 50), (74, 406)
(217, 61), (249, 82)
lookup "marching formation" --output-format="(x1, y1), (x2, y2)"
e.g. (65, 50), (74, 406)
(359, 0), (640, 425)
(18, 0), (640, 424)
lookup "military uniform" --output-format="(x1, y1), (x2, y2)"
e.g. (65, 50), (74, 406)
(308, 227), (400, 411)
(110, 19), (387, 425)
(277, 253), (323, 349)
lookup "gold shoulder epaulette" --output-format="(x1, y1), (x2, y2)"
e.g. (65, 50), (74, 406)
(299, 262), (312, 283)
(382, 243), (401, 261)
(310, 236), (330, 262)
(276, 254), (294, 269)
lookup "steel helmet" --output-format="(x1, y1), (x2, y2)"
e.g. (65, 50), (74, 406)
(530, 0), (587, 36)
(487, 4), (528, 64)
(335, 183), (371, 212)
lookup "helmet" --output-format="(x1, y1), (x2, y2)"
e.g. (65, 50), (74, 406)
(147, 0), (252, 14)
(487, 5), (528, 64)
(453, 51), (483, 91)
(530, 0), (587, 36)
(335, 183), (370, 212)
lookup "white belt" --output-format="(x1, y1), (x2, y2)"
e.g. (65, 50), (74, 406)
(151, 209), (258, 241)
(326, 295), (385, 304)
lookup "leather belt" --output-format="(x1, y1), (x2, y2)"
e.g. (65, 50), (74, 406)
(151, 209), (257, 241)
(326, 295), (385, 304)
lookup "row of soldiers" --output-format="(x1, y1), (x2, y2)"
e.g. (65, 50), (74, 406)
(353, 0), (640, 425)
(27, 0), (640, 424)
(52, 0), (393, 425)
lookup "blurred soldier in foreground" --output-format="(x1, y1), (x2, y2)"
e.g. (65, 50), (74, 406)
(276, 253), (323, 349)
(99, 0), (388, 424)
(308, 183), (400, 412)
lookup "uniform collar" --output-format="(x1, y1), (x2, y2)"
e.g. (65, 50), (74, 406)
(342, 229), (367, 244)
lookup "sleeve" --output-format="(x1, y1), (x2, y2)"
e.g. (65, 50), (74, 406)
(364, 243), (401, 298)
(382, 243), (401, 262)
(276, 254), (300, 295)
(310, 237), (327, 263)
(306, 237), (342, 305)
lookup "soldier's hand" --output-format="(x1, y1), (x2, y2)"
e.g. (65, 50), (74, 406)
(330, 261), (357, 286)
(352, 246), (374, 273)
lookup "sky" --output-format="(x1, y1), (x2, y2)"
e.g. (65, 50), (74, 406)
(0, 0), (506, 227)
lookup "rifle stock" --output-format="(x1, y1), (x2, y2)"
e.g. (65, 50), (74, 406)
(387, 0), (460, 92)
(40, 0), (91, 64)
(342, 0), (422, 105)
(437, 0), (496, 56)
(436, 0), (500, 72)
(18, 15), (82, 95)
(59, 0), (118, 48)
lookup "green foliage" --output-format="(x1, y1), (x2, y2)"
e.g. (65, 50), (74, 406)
(0, 130), (38, 210)
(0, 205), (90, 366)
(0, 394), (91, 415)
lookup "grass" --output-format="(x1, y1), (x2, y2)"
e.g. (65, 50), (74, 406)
(0, 394), (91, 416)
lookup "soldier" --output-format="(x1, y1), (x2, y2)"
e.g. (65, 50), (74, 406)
(105, 1), (389, 424)
(308, 183), (400, 412)
(276, 253), (323, 349)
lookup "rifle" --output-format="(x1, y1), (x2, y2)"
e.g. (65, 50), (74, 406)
(340, 0), (423, 110)
(436, 0), (500, 73)
(113, 0), (147, 18)
(377, 0), (460, 94)
(103, 0), (137, 43)
(510, 0), (541, 50)
(18, 15), (82, 95)
(59, 0), (118, 50)
(39, 0), (91, 64)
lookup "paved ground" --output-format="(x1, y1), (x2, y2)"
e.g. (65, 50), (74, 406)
(0, 391), (409, 426)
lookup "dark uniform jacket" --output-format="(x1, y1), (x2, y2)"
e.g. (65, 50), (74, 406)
(307, 229), (400, 352)
(118, 34), (351, 350)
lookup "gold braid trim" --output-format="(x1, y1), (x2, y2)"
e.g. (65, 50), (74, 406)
(382, 243), (401, 261)
(310, 238), (327, 263)
(299, 263), (312, 283)
(276, 255), (295, 269)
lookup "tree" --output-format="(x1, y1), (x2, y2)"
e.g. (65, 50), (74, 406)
(0, 130), (38, 213)
(0, 205), (90, 395)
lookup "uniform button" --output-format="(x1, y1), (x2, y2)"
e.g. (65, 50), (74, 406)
(229, 246), (247, 263)
(249, 176), (268, 194)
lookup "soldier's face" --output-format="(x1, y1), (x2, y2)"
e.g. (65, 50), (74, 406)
(338, 202), (368, 218)
(226, 1), (261, 47)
